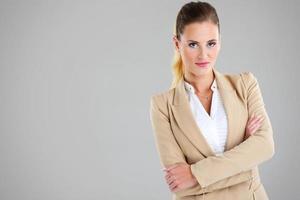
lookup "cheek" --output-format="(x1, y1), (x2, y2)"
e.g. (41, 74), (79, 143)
(208, 49), (219, 58)
(182, 49), (198, 61)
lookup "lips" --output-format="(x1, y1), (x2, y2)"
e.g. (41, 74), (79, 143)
(195, 61), (210, 67)
(195, 61), (210, 65)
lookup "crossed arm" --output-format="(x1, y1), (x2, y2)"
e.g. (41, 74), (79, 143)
(149, 72), (275, 197)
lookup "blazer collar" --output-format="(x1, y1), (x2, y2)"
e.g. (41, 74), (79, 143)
(171, 67), (239, 157)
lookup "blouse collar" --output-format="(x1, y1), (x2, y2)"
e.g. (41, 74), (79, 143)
(184, 78), (217, 94)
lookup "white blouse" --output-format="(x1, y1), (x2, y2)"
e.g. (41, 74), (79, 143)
(183, 79), (228, 156)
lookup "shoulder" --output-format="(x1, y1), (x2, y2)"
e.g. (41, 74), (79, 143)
(150, 88), (175, 115)
(223, 71), (256, 82)
(220, 71), (259, 101)
(150, 88), (175, 111)
(239, 71), (258, 87)
(223, 71), (258, 89)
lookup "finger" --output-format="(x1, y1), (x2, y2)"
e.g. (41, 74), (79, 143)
(165, 174), (173, 183)
(249, 117), (264, 130)
(167, 177), (174, 185)
(166, 173), (179, 184)
(248, 121), (258, 131)
(248, 116), (263, 129)
(249, 123), (261, 134)
(167, 175), (177, 186)
(164, 170), (174, 178)
(249, 115), (262, 125)
(254, 120), (264, 129)
(169, 179), (179, 190)
(250, 121), (261, 129)
(258, 117), (264, 123)
(247, 116), (259, 127)
(248, 122), (258, 134)
(165, 173), (170, 181)
(165, 164), (179, 171)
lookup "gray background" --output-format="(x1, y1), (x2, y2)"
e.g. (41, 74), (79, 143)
(0, 0), (299, 199)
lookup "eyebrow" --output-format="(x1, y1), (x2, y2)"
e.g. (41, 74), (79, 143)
(187, 39), (217, 43)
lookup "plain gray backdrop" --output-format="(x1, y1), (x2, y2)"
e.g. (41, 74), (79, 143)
(0, 0), (299, 199)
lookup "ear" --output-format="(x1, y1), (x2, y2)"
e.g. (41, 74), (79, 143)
(217, 33), (222, 51)
(172, 35), (180, 52)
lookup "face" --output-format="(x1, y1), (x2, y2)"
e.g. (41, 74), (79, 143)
(173, 21), (221, 79)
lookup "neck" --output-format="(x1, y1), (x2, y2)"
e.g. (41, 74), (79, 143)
(184, 70), (215, 93)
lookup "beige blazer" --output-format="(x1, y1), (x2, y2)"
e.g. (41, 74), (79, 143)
(149, 67), (275, 200)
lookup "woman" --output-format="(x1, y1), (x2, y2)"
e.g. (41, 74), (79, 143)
(149, 1), (275, 200)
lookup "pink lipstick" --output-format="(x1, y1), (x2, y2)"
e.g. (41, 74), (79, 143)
(195, 62), (210, 67)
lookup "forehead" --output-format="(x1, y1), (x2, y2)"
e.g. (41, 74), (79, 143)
(181, 21), (219, 42)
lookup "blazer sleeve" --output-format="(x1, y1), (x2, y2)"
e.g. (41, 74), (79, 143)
(150, 94), (186, 167)
(150, 92), (256, 197)
(190, 72), (275, 188)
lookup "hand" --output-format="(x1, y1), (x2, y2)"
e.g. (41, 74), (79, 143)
(162, 162), (198, 193)
(244, 114), (264, 140)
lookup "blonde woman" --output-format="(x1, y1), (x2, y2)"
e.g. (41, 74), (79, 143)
(150, 1), (275, 200)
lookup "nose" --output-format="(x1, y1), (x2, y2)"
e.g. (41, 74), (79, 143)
(197, 48), (208, 59)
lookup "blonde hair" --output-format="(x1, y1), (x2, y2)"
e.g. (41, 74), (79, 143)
(170, 23), (184, 89)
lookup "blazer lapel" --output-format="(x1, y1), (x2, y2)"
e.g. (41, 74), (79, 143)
(170, 67), (240, 157)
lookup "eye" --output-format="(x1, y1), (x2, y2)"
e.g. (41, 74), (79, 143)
(188, 42), (198, 48)
(208, 42), (216, 48)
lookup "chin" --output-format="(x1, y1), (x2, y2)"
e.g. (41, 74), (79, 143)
(196, 65), (212, 71)
(193, 66), (212, 75)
